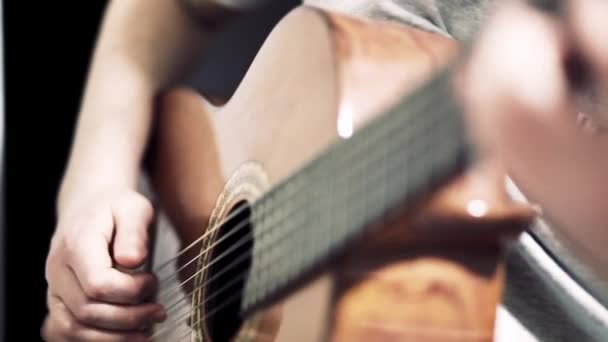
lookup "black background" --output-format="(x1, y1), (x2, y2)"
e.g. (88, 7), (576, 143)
(3, 1), (299, 340)
(5, 1), (108, 341)
(4, 2), (607, 342)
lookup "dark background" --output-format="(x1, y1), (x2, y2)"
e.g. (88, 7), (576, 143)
(5, 2), (108, 341)
(3, 1), (298, 340)
(4, 2), (606, 342)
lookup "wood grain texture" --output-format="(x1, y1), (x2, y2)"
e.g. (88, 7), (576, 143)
(150, 5), (535, 341)
(327, 161), (533, 342)
(330, 251), (505, 342)
(317, 11), (532, 341)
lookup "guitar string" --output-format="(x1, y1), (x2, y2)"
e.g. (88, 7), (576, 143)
(155, 165), (327, 303)
(159, 159), (338, 298)
(151, 91), (452, 336)
(157, 228), (251, 302)
(157, 134), (456, 342)
(156, 187), (325, 317)
(156, 117), (428, 305)
(151, 79), (452, 330)
(157, 194), (340, 335)
(164, 264), (248, 318)
(156, 210), (251, 289)
(152, 69), (443, 293)
(155, 169), (312, 291)
(153, 150), (313, 288)
(150, 70), (456, 334)
(156, 176), (331, 315)
(153, 275), (247, 340)
(154, 107), (454, 342)
(157, 125), (440, 340)
(158, 140), (455, 341)
(173, 143), (454, 342)
(150, 272), (248, 341)
(163, 291), (243, 342)
(160, 242), (251, 314)
(151, 137), (312, 277)
(153, 63), (446, 273)
(152, 203), (252, 274)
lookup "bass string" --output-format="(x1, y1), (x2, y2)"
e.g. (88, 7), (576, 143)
(154, 185), (310, 300)
(152, 145), (314, 284)
(184, 291), (243, 342)
(166, 157), (453, 342)
(150, 271), (249, 341)
(151, 69), (443, 293)
(149, 167), (377, 339)
(153, 172), (321, 304)
(167, 291), (244, 342)
(155, 166), (313, 291)
(160, 246), (252, 317)
(164, 267), (248, 319)
(152, 202), (251, 274)
(152, 101), (456, 342)
(156, 210), (253, 289)
(151, 80), (452, 332)
(151, 145), (315, 277)
(156, 150), (389, 304)
(157, 228), (252, 302)
(151, 75), (456, 340)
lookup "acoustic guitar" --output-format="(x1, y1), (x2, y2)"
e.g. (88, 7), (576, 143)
(144, 5), (538, 341)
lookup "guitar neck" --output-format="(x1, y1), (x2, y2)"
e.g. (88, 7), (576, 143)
(242, 66), (472, 315)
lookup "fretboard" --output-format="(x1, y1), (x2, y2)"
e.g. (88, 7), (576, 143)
(241, 67), (473, 315)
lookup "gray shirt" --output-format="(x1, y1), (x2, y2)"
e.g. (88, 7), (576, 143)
(186, 0), (493, 41)
(305, 0), (492, 41)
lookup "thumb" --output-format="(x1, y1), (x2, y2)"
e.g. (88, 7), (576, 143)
(460, 1), (571, 152)
(570, 0), (608, 82)
(111, 192), (155, 269)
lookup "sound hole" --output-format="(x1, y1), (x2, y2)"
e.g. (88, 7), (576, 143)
(205, 201), (253, 342)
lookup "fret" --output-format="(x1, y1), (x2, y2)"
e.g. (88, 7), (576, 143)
(242, 67), (473, 315)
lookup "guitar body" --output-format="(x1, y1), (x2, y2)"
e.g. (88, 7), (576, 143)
(148, 6), (533, 341)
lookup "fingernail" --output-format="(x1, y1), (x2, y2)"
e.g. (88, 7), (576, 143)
(153, 309), (167, 322)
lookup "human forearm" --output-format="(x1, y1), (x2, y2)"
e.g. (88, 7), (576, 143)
(57, 66), (153, 215)
(57, 0), (230, 215)
(44, 1), (270, 339)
